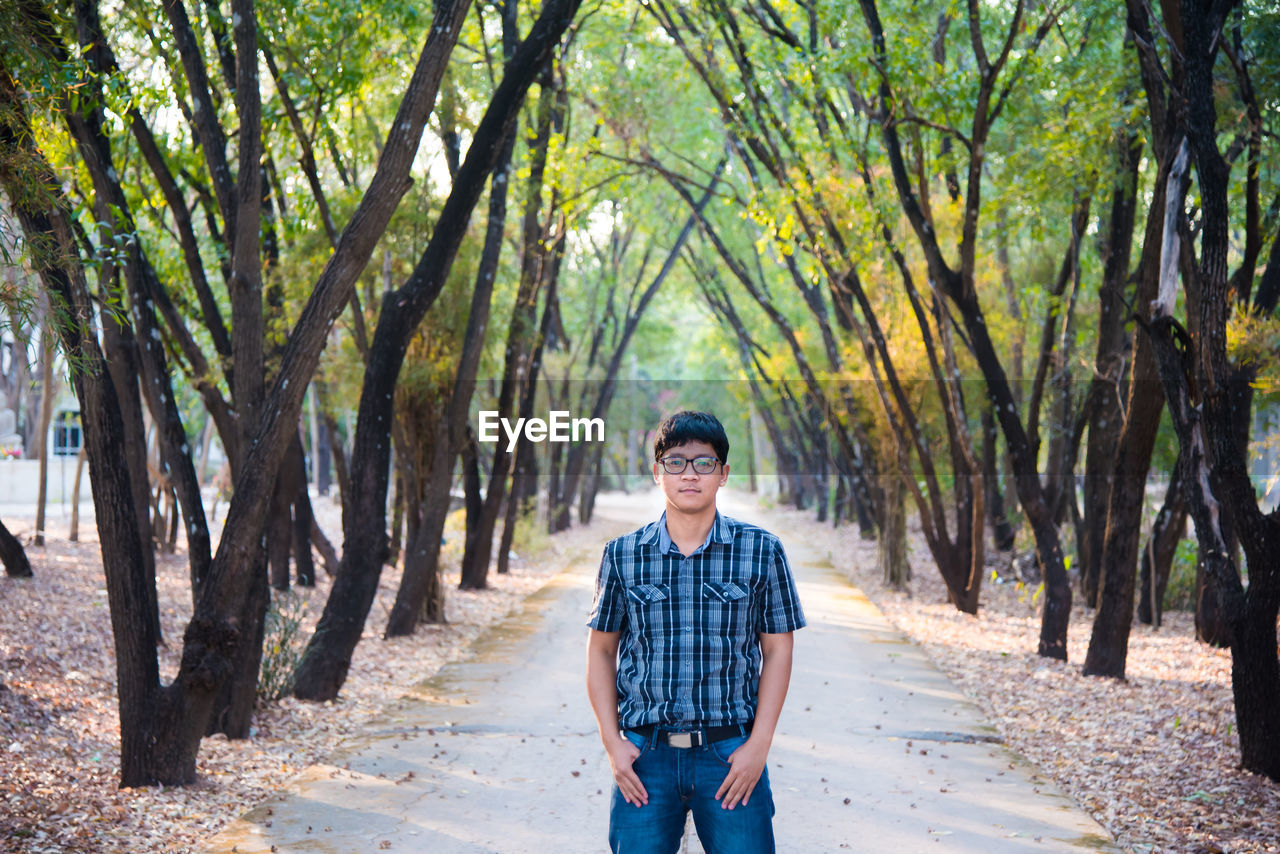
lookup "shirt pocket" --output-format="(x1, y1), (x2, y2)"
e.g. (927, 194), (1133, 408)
(700, 581), (748, 603)
(625, 583), (671, 636)
(701, 581), (753, 636)
(627, 583), (671, 605)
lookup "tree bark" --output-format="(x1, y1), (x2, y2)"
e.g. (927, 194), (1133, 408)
(96, 279), (162, 642)
(33, 324), (55, 549)
(1080, 129), (1141, 606)
(0, 517), (32, 577)
(69, 447), (86, 542)
(1082, 141), (1183, 678)
(1136, 456), (1186, 628)
(0, 67), (171, 784)
(878, 469), (910, 590)
(1144, 0), (1280, 781)
(981, 406), (1015, 550)
(460, 429), (485, 583)
(291, 438), (317, 588)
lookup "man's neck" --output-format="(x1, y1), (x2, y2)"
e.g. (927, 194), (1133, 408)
(663, 506), (716, 557)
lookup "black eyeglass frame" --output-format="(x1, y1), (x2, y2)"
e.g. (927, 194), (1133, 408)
(657, 455), (722, 475)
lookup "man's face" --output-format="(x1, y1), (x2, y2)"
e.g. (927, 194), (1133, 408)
(653, 439), (728, 516)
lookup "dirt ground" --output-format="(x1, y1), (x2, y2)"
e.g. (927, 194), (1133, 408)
(2, 488), (1278, 853)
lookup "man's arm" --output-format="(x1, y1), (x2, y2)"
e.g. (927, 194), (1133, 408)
(587, 628), (648, 806)
(715, 630), (794, 809)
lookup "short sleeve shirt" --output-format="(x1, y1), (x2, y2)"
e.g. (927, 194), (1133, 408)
(587, 511), (806, 729)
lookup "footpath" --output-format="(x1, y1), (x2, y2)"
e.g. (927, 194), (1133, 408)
(199, 490), (1119, 854)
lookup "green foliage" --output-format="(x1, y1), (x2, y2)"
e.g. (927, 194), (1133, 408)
(1164, 539), (1200, 613)
(509, 505), (551, 559)
(257, 591), (309, 705)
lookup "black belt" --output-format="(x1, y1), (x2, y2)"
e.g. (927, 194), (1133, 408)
(629, 721), (753, 749)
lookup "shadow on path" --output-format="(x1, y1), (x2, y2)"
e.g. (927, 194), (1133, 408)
(199, 489), (1118, 853)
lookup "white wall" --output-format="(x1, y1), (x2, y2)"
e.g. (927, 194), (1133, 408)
(0, 458), (90, 505)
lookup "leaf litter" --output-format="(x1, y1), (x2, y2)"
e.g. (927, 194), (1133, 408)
(3, 494), (1278, 853)
(0, 496), (611, 853)
(778, 503), (1279, 854)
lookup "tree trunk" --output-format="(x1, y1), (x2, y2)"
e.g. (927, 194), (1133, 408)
(958, 293), (1071, 655)
(292, 438), (317, 588)
(268, 452), (295, 592)
(1136, 457), (1186, 628)
(981, 406), (1015, 550)
(1142, 0), (1280, 780)
(497, 441), (531, 576)
(878, 471), (910, 590)
(292, 0), (582, 693)
(579, 442), (604, 526)
(323, 410), (350, 508)
(205, 551), (269, 739)
(33, 327), (54, 547)
(383, 40), (574, 639)
(98, 287), (163, 643)
(0, 516), (32, 577)
(1194, 545), (1234, 647)
(1082, 142), (1179, 678)
(460, 429), (485, 587)
(1231, 597), (1280, 780)
(308, 514), (339, 578)
(1080, 130), (1141, 607)
(6, 0), (483, 783)
(315, 408), (332, 496)
(460, 80), (563, 585)
(0, 86), (172, 782)
(69, 446), (87, 542)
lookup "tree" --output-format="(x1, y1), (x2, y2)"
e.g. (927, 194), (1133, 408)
(1, 0), (474, 784)
(293, 0), (586, 694)
(1143, 0), (1280, 780)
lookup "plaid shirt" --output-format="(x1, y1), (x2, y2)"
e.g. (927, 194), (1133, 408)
(587, 512), (806, 729)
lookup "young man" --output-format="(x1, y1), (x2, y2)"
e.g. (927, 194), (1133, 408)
(587, 411), (805, 854)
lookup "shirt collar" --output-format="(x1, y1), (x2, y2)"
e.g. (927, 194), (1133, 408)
(640, 511), (732, 555)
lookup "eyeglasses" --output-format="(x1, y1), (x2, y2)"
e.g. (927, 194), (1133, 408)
(658, 455), (721, 475)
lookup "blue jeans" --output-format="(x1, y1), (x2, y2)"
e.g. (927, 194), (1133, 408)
(608, 729), (776, 854)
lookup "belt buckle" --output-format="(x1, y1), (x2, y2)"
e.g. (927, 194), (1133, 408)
(668, 731), (694, 749)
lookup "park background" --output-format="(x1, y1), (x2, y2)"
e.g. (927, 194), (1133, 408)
(1, 0), (1279, 849)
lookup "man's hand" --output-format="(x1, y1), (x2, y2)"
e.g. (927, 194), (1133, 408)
(715, 735), (769, 809)
(606, 734), (648, 806)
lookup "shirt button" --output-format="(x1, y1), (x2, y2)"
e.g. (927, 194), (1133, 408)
(684, 626), (691, 632)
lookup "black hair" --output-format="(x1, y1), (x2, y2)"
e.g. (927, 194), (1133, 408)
(653, 410), (729, 464)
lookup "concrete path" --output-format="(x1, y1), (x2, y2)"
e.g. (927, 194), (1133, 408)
(200, 491), (1119, 853)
